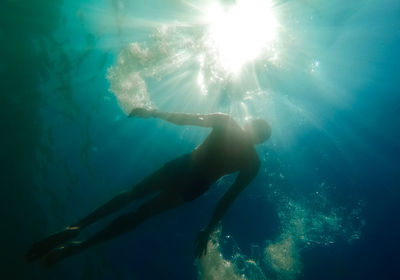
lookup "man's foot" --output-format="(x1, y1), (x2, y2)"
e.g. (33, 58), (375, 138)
(26, 226), (80, 262)
(42, 241), (84, 267)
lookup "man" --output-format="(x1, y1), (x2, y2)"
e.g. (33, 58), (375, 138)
(26, 108), (271, 266)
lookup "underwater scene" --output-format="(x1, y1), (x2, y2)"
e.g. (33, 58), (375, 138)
(2, 0), (400, 279)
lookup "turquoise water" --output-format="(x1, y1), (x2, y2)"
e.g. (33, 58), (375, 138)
(2, 0), (399, 279)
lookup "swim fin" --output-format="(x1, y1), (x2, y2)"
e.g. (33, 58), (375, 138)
(26, 227), (80, 262)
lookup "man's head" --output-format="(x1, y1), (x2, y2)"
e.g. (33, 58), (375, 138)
(244, 119), (271, 144)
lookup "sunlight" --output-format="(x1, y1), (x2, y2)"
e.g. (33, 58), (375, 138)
(205, 0), (278, 74)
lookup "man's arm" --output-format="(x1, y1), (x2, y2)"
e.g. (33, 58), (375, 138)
(195, 159), (260, 257)
(129, 108), (231, 128)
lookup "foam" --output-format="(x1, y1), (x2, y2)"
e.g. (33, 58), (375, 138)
(106, 27), (189, 114)
(264, 234), (301, 279)
(261, 185), (364, 279)
(106, 23), (278, 114)
(197, 185), (364, 280)
(197, 230), (247, 280)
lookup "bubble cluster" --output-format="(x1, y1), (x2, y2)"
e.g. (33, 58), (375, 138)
(197, 230), (247, 280)
(106, 26), (192, 114)
(198, 185), (364, 280)
(106, 20), (279, 115)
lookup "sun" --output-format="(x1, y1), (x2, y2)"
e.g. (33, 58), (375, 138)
(205, 0), (278, 74)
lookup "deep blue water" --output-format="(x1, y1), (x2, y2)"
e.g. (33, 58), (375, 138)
(1, 0), (400, 279)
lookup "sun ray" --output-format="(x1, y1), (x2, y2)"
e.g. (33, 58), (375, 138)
(204, 0), (278, 74)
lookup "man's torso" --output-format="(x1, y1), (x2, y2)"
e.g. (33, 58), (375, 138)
(191, 119), (258, 180)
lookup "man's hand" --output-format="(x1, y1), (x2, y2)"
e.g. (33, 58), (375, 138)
(195, 229), (210, 258)
(129, 107), (156, 118)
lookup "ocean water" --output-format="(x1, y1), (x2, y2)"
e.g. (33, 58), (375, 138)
(1, 0), (399, 279)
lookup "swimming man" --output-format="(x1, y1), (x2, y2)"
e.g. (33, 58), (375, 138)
(26, 108), (271, 266)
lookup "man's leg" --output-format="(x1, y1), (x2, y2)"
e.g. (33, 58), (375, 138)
(43, 190), (184, 266)
(26, 165), (169, 262)
(73, 166), (169, 229)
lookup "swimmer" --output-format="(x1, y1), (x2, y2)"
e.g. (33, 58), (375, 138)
(26, 108), (271, 266)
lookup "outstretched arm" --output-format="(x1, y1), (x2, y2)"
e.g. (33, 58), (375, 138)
(130, 108), (231, 128)
(195, 160), (260, 257)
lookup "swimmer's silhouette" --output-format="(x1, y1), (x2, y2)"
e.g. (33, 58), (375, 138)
(26, 108), (271, 266)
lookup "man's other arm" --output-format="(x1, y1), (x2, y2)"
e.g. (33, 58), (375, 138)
(196, 159), (260, 257)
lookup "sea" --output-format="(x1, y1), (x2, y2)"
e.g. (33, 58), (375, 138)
(1, 0), (399, 279)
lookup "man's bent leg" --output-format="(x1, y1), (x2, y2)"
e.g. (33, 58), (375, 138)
(83, 190), (183, 248)
(73, 166), (169, 229)
(27, 166), (169, 263)
(43, 190), (184, 266)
